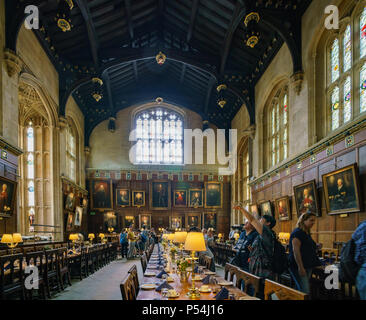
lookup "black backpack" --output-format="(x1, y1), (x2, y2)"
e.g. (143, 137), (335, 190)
(271, 236), (288, 275)
(340, 238), (360, 283)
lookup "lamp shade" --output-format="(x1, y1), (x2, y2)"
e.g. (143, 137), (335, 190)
(167, 233), (175, 241)
(1, 234), (13, 243)
(88, 233), (95, 239)
(218, 233), (223, 238)
(98, 233), (105, 239)
(12, 233), (23, 243)
(184, 232), (207, 252)
(69, 234), (78, 241)
(162, 234), (168, 240)
(174, 231), (188, 244)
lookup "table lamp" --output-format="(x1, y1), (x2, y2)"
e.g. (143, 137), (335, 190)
(88, 233), (95, 243)
(167, 233), (175, 244)
(234, 233), (240, 241)
(184, 232), (207, 299)
(69, 233), (79, 251)
(1, 233), (23, 254)
(98, 233), (105, 243)
(108, 227), (114, 233)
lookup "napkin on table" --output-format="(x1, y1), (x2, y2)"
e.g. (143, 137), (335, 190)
(202, 275), (211, 284)
(214, 287), (229, 300)
(155, 281), (173, 292)
(156, 270), (168, 278)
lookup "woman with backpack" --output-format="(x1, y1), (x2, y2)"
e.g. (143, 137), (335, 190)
(352, 220), (366, 300)
(233, 205), (278, 280)
(288, 212), (320, 294)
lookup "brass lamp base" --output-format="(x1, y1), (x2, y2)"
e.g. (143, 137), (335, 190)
(187, 287), (201, 299)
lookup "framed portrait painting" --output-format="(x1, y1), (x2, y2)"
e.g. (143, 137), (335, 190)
(0, 177), (17, 218)
(293, 180), (320, 217)
(90, 180), (113, 210)
(150, 181), (171, 210)
(139, 214), (151, 229)
(188, 189), (203, 208)
(203, 212), (216, 230)
(116, 188), (130, 207)
(132, 191), (145, 207)
(204, 182), (223, 208)
(124, 215), (135, 228)
(250, 204), (260, 219)
(66, 212), (74, 231)
(170, 216), (183, 230)
(259, 201), (273, 217)
(74, 206), (83, 227)
(275, 196), (291, 221)
(65, 192), (75, 211)
(322, 163), (361, 215)
(187, 214), (200, 229)
(174, 190), (187, 207)
(104, 212), (118, 231)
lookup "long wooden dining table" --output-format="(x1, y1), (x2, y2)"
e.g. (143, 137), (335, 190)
(136, 245), (259, 300)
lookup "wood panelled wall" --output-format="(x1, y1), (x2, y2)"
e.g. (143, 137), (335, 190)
(251, 128), (366, 249)
(0, 147), (19, 234)
(87, 174), (230, 237)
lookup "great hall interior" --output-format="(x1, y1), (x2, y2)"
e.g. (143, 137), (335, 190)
(0, 0), (366, 302)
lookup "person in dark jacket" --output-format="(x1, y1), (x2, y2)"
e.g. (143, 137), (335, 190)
(288, 212), (320, 294)
(119, 229), (128, 258)
(352, 220), (366, 300)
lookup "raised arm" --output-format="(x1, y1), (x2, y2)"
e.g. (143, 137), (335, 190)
(233, 206), (263, 235)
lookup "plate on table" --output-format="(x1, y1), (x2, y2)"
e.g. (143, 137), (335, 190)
(140, 283), (156, 290)
(167, 291), (180, 298)
(144, 272), (156, 277)
(204, 271), (216, 275)
(193, 276), (203, 281)
(238, 296), (261, 300)
(166, 276), (174, 282)
(217, 281), (233, 286)
(199, 286), (212, 293)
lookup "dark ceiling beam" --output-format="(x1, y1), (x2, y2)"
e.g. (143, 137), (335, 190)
(187, 0), (199, 43)
(204, 77), (217, 115)
(133, 61), (139, 82)
(219, 2), (246, 76)
(75, 0), (100, 70)
(180, 64), (187, 83)
(124, 0), (134, 40)
(102, 72), (116, 117)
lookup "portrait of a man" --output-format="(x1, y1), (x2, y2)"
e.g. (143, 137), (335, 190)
(132, 191), (145, 207)
(0, 178), (16, 217)
(259, 201), (273, 217)
(275, 197), (291, 221)
(66, 212), (74, 231)
(174, 190), (187, 207)
(91, 180), (112, 210)
(188, 215), (199, 228)
(294, 180), (320, 217)
(322, 164), (360, 215)
(203, 213), (216, 229)
(65, 192), (75, 211)
(205, 182), (222, 208)
(116, 189), (130, 207)
(150, 181), (170, 210)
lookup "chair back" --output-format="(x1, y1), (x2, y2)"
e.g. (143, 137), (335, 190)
(0, 253), (24, 297)
(235, 269), (261, 297)
(224, 263), (238, 282)
(203, 256), (213, 270)
(128, 264), (140, 294)
(140, 253), (147, 273)
(57, 247), (69, 270)
(120, 272), (137, 300)
(45, 249), (59, 274)
(25, 250), (46, 278)
(264, 279), (309, 300)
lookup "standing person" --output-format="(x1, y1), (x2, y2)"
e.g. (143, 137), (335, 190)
(233, 220), (258, 271)
(229, 227), (235, 240)
(353, 220), (366, 300)
(141, 226), (149, 251)
(233, 205), (277, 280)
(127, 226), (136, 259)
(119, 229), (128, 259)
(288, 212), (320, 294)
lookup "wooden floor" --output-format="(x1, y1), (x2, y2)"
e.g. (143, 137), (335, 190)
(52, 255), (225, 300)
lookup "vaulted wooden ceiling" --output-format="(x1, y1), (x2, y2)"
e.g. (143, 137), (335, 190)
(6, 0), (312, 145)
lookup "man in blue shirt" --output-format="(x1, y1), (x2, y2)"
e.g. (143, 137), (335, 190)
(352, 220), (366, 300)
(119, 229), (128, 259)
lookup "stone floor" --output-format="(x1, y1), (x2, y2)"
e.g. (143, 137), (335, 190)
(52, 255), (225, 300)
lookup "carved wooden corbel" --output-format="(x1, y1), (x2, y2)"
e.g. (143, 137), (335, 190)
(3, 49), (24, 78)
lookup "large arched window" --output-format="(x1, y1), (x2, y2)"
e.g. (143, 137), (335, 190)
(134, 108), (183, 165)
(66, 124), (76, 182)
(264, 84), (289, 171)
(326, 7), (366, 133)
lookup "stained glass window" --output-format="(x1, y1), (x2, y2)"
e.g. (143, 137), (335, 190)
(360, 8), (366, 58)
(344, 77), (352, 123)
(66, 126), (76, 182)
(135, 108), (183, 164)
(360, 63), (366, 113)
(331, 87), (340, 131)
(331, 39), (340, 83)
(343, 25), (352, 72)
(26, 123), (35, 232)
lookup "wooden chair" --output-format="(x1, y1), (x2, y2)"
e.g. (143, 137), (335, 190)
(140, 253), (147, 273)
(86, 246), (95, 275)
(57, 248), (72, 290)
(70, 247), (87, 280)
(120, 272), (138, 300)
(264, 279), (309, 300)
(235, 269), (262, 297)
(44, 249), (61, 298)
(321, 248), (339, 263)
(128, 264), (140, 296)
(24, 250), (47, 300)
(224, 263), (238, 282)
(0, 253), (25, 300)
(203, 255), (213, 271)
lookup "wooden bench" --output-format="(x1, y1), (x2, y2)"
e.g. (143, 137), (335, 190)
(264, 279), (309, 300)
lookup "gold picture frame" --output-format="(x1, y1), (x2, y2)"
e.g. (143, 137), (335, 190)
(132, 190), (145, 207)
(322, 163), (361, 215)
(173, 189), (187, 207)
(170, 216), (183, 230)
(204, 182), (223, 209)
(274, 196), (291, 221)
(188, 189), (203, 208)
(139, 214), (151, 229)
(90, 179), (113, 210)
(116, 188), (130, 207)
(149, 180), (171, 210)
(186, 213), (201, 229)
